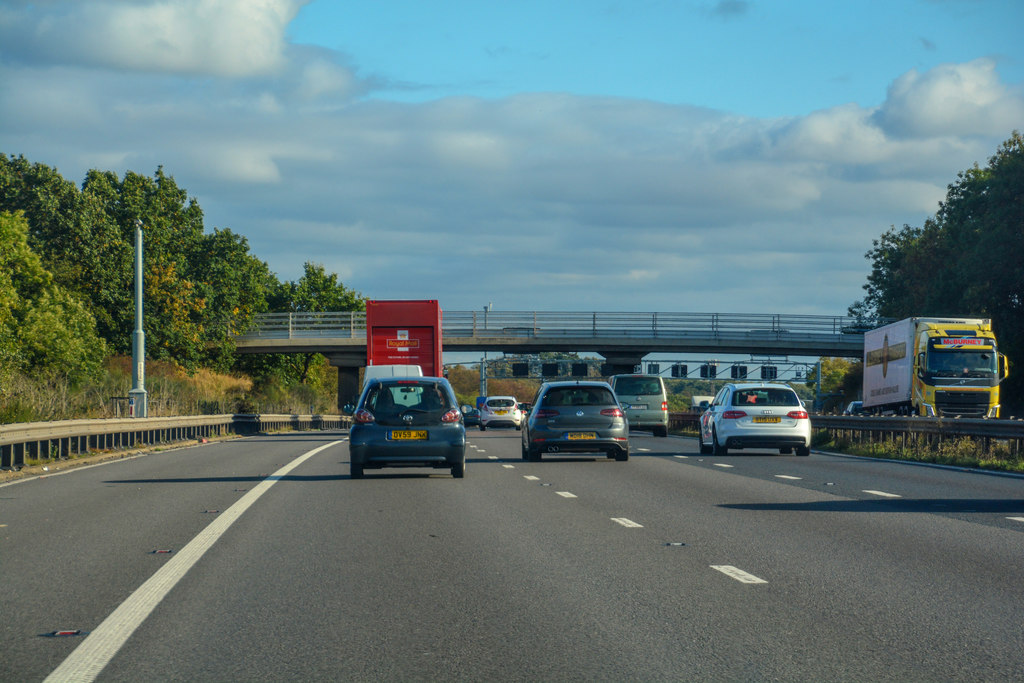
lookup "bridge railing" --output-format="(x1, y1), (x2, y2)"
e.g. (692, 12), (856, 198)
(236, 311), (885, 340)
(237, 311), (365, 339)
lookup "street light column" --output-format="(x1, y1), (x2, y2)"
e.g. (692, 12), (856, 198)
(128, 218), (148, 418)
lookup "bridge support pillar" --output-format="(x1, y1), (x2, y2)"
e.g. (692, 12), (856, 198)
(325, 353), (365, 411)
(598, 351), (645, 376)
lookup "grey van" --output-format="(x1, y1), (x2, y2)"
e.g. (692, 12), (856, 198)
(610, 374), (669, 437)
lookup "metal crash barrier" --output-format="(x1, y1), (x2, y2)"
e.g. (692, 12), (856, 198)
(0, 414), (350, 471)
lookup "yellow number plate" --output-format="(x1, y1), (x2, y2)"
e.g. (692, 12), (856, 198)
(389, 430), (428, 440)
(495, 410), (508, 415)
(752, 417), (781, 424)
(567, 432), (597, 440)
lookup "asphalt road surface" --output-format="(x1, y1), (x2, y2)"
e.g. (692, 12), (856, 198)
(2, 429), (1023, 681)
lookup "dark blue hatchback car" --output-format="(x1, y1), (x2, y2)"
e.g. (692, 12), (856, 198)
(349, 377), (466, 478)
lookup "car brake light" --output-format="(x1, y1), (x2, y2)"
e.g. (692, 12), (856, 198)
(722, 410), (747, 419)
(354, 409), (375, 424)
(441, 408), (461, 423)
(660, 401), (668, 411)
(787, 410), (809, 419)
(535, 409), (559, 419)
(600, 408), (624, 418)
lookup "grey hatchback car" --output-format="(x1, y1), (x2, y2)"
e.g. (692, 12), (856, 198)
(521, 381), (629, 461)
(349, 377), (467, 478)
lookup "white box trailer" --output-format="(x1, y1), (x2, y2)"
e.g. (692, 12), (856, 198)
(862, 319), (915, 410)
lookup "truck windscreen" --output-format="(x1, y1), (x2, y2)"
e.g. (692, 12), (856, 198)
(926, 347), (998, 378)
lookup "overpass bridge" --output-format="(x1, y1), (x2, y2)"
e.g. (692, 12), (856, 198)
(234, 310), (885, 407)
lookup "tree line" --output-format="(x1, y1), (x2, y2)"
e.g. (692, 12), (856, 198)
(0, 154), (363, 410)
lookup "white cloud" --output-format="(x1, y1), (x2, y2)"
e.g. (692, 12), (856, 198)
(0, 0), (305, 77)
(873, 58), (1024, 138)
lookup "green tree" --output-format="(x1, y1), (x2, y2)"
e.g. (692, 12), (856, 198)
(192, 227), (277, 371)
(850, 131), (1024, 408)
(0, 211), (106, 384)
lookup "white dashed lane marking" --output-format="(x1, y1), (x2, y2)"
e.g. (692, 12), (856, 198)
(524, 475), (540, 481)
(556, 492), (578, 498)
(775, 475), (802, 480)
(611, 518), (643, 528)
(711, 565), (768, 584)
(502, 465), (515, 469)
(863, 490), (901, 498)
(713, 463), (734, 468)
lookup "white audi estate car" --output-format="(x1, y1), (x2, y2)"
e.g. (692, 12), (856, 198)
(699, 383), (811, 456)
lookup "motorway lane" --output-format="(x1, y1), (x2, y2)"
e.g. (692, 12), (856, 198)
(0, 434), (343, 682)
(503, 430), (1024, 679)
(3, 429), (1023, 680)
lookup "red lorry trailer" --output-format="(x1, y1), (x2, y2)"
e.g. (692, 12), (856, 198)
(365, 300), (443, 378)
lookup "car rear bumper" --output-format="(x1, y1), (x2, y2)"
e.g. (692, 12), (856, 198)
(481, 418), (519, 428)
(349, 428), (465, 468)
(529, 435), (628, 455)
(723, 434), (809, 449)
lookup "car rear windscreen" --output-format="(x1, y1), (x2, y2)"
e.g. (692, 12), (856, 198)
(614, 378), (662, 395)
(731, 388), (800, 407)
(487, 398), (516, 408)
(542, 387), (615, 407)
(366, 382), (451, 413)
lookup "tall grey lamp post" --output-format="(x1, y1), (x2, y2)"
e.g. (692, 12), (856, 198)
(479, 302), (492, 398)
(128, 218), (148, 417)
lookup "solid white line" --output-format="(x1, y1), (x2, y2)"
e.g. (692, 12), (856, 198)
(611, 517), (643, 528)
(775, 475), (802, 480)
(43, 441), (344, 683)
(713, 463), (734, 468)
(524, 475), (540, 481)
(863, 489), (902, 498)
(638, 448), (651, 452)
(710, 565), (768, 584)
(556, 491), (577, 498)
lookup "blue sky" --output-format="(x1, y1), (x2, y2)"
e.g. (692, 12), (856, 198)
(291, 0), (1021, 115)
(1, 0), (1022, 325)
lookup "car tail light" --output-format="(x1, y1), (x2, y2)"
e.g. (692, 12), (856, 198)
(601, 408), (624, 418)
(660, 401), (668, 411)
(787, 410), (809, 419)
(441, 408), (461, 423)
(535, 409), (559, 419)
(354, 409), (375, 424)
(722, 410), (747, 419)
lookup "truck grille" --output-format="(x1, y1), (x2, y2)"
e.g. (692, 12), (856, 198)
(935, 391), (989, 418)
